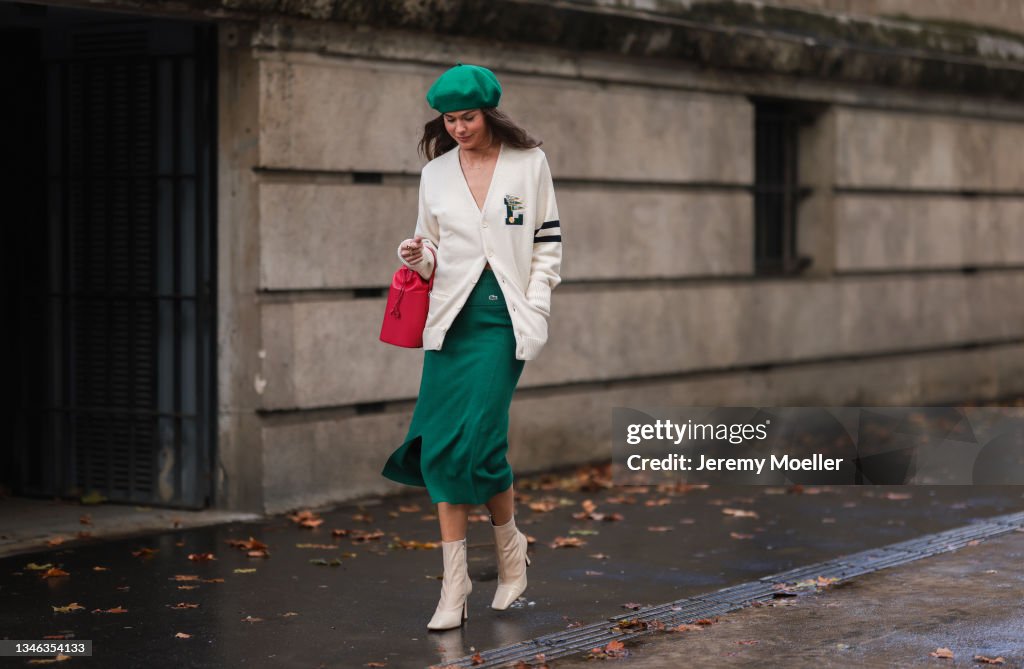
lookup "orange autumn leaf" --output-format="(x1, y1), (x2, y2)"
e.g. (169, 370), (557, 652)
(45, 536), (66, 547)
(171, 575), (200, 581)
(730, 532), (754, 540)
(930, 647), (954, 659)
(227, 537), (268, 551)
(350, 529), (385, 544)
(168, 602), (200, 610)
(93, 606), (127, 614)
(247, 549), (270, 558)
(550, 536), (585, 549)
(132, 547), (157, 558)
(175, 632), (192, 639)
(287, 509), (324, 528)
(41, 568), (70, 579)
(188, 553), (216, 562)
(26, 655), (71, 665)
(52, 603), (84, 613)
(974, 656), (1005, 664)
(529, 500), (558, 513)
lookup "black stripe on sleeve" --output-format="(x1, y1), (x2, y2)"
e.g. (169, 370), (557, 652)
(537, 219), (560, 231)
(534, 235), (562, 243)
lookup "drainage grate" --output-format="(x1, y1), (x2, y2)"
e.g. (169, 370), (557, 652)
(433, 512), (1024, 668)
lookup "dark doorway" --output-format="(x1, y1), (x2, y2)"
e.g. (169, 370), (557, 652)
(2, 3), (217, 509)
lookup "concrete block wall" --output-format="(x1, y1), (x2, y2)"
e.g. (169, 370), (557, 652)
(232, 20), (1024, 513)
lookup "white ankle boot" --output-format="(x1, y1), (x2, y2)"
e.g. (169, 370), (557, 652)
(490, 514), (531, 610)
(427, 538), (472, 630)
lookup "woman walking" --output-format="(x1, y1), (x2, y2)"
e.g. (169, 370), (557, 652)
(380, 62), (562, 631)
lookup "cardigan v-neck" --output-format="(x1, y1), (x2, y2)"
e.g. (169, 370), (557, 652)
(456, 142), (504, 215)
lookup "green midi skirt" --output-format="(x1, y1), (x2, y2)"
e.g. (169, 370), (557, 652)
(381, 268), (526, 505)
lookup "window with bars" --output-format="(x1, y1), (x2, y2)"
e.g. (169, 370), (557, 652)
(752, 98), (818, 275)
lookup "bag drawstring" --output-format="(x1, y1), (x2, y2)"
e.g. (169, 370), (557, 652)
(390, 279), (407, 319)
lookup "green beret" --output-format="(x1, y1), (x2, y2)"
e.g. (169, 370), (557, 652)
(426, 62), (502, 113)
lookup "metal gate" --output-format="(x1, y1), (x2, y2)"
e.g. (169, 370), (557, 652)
(9, 6), (217, 509)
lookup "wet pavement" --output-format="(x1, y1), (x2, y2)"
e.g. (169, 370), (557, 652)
(1, 467), (1022, 668)
(550, 527), (1024, 668)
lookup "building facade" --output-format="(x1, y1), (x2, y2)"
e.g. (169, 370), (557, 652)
(4, 0), (1024, 513)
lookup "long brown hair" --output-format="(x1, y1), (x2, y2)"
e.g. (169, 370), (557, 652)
(417, 107), (541, 161)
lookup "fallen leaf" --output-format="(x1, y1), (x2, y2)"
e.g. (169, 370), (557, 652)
(974, 655), (1005, 664)
(175, 632), (192, 639)
(241, 615), (263, 623)
(647, 526), (673, 532)
(722, 508), (759, 518)
(27, 655), (71, 665)
(92, 606), (127, 614)
(25, 563), (53, 571)
(930, 648), (954, 659)
(45, 537), (66, 547)
(227, 537), (268, 551)
(52, 603), (84, 613)
(168, 602), (200, 609)
(350, 529), (385, 544)
(398, 503), (421, 513)
(188, 553), (216, 562)
(234, 568), (257, 574)
(92, 566), (108, 571)
(41, 568), (70, 579)
(589, 553), (611, 560)
(247, 549), (270, 558)
(171, 575), (200, 581)
(529, 500), (558, 513)
(550, 536), (585, 549)
(132, 547), (157, 558)
(287, 509), (324, 528)
(730, 532), (754, 540)
(178, 585), (199, 590)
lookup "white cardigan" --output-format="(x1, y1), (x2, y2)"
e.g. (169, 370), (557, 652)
(396, 143), (562, 361)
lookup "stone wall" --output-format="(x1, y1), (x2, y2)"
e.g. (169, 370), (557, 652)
(241, 16), (1024, 512)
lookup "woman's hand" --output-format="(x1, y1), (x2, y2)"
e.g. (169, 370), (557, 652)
(399, 235), (426, 265)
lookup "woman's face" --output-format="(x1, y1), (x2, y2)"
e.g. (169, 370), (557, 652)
(443, 109), (490, 149)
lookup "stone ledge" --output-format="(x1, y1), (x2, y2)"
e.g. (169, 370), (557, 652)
(44, 0), (1024, 101)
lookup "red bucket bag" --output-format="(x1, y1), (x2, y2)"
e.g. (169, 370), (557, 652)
(380, 246), (437, 348)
